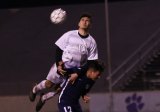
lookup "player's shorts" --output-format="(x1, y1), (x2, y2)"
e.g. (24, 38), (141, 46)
(46, 63), (66, 87)
(58, 102), (82, 112)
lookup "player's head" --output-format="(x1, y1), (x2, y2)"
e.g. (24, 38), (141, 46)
(78, 13), (92, 30)
(86, 60), (105, 80)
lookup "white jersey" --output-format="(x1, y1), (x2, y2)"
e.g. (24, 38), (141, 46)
(55, 30), (98, 68)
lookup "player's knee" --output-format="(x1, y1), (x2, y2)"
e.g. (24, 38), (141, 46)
(45, 80), (53, 88)
(54, 84), (60, 90)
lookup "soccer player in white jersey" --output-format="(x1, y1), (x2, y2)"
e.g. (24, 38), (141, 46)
(29, 13), (98, 112)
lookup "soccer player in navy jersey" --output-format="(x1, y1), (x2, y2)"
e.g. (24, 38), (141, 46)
(58, 60), (104, 112)
(29, 13), (99, 112)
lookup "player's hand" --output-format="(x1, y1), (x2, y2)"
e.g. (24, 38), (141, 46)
(57, 65), (66, 75)
(68, 73), (78, 84)
(82, 95), (90, 103)
(57, 61), (66, 75)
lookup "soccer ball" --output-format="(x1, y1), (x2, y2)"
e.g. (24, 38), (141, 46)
(50, 8), (66, 24)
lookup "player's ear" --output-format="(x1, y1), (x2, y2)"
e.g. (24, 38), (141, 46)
(98, 75), (101, 79)
(89, 23), (92, 29)
(78, 22), (80, 27)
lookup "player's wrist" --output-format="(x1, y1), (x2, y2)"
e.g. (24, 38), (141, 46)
(57, 61), (64, 70)
(58, 61), (63, 66)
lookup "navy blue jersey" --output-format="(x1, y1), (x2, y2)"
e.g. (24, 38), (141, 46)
(58, 74), (95, 104)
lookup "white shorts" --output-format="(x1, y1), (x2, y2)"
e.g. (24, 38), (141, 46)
(46, 63), (66, 87)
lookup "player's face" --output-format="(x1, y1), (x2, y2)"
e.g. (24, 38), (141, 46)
(78, 17), (91, 30)
(87, 69), (101, 80)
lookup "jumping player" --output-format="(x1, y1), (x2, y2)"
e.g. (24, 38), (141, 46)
(58, 60), (104, 112)
(29, 13), (98, 112)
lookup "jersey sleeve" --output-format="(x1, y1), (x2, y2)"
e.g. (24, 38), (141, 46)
(55, 32), (70, 50)
(88, 38), (98, 60)
(55, 46), (63, 66)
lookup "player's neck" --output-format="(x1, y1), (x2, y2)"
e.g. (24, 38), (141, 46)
(78, 32), (89, 38)
(78, 29), (89, 36)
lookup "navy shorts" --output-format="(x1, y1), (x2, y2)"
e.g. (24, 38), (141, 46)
(58, 102), (82, 112)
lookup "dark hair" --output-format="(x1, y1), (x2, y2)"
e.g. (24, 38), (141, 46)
(79, 13), (92, 22)
(87, 60), (105, 73)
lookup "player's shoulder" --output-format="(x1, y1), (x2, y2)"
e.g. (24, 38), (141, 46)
(64, 30), (77, 35)
(88, 34), (96, 43)
(61, 30), (76, 38)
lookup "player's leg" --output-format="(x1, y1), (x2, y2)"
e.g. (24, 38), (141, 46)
(29, 63), (57, 102)
(36, 78), (66, 111)
(36, 85), (61, 111)
(36, 91), (59, 111)
(40, 78), (66, 102)
(35, 70), (66, 111)
(29, 80), (53, 102)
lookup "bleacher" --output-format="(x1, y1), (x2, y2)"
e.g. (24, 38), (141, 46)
(122, 51), (160, 91)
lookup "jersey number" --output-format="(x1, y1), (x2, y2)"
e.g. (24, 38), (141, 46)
(64, 106), (72, 112)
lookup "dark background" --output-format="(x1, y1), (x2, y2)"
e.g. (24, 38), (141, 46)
(0, 3), (107, 95)
(1, 0), (160, 95)
(0, 0), (139, 8)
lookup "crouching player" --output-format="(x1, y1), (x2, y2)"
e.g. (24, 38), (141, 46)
(58, 60), (105, 112)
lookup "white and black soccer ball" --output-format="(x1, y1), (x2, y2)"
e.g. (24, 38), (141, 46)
(50, 8), (67, 24)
